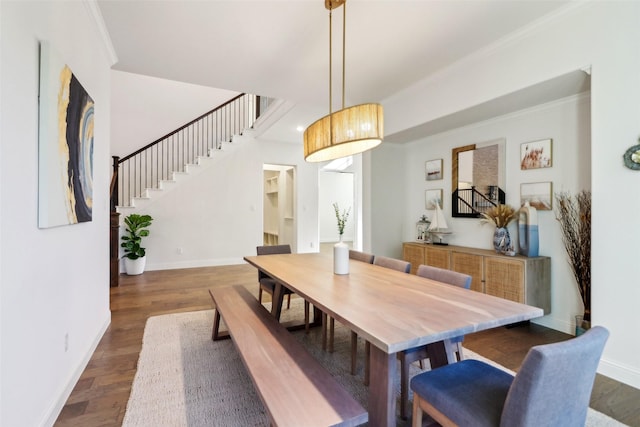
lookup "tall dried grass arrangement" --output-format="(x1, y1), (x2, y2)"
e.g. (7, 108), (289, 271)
(555, 191), (591, 322)
(480, 204), (517, 228)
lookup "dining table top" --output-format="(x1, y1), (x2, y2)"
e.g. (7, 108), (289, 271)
(243, 252), (544, 355)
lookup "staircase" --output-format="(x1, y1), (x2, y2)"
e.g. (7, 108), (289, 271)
(110, 93), (268, 209)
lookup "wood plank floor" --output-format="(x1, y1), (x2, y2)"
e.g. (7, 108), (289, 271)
(54, 264), (640, 426)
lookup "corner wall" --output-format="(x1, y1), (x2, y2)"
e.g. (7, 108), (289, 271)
(1, 2), (113, 425)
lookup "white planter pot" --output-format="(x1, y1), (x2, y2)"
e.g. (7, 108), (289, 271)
(124, 256), (146, 275)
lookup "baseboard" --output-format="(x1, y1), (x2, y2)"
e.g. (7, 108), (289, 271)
(599, 357), (640, 390)
(530, 313), (574, 335)
(145, 257), (246, 271)
(41, 313), (111, 427)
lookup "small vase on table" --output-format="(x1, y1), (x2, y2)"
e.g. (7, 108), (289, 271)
(334, 234), (349, 275)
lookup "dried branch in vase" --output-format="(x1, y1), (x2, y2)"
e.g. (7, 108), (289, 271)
(555, 191), (591, 322)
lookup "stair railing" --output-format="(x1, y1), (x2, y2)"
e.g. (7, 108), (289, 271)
(453, 186), (504, 217)
(111, 93), (259, 208)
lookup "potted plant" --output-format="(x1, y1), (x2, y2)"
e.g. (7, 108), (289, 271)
(555, 191), (591, 334)
(121, 213), (153, 275)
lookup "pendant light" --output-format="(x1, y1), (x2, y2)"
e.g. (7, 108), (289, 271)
(304, 0), (384, 162)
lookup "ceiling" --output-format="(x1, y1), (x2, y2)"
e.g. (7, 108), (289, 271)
(97, 0), (582, 145)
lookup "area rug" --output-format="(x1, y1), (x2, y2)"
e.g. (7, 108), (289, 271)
(123, 298), (626, 427)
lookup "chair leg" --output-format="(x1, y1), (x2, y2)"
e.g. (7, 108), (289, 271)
(456, 342), (464, 361)
(412, 395), (423, 427)
(400, 353), (409, 420)
(329, 317), (335, 353)
(286, 293), (291, 309)
(321, 312), (328, 351)
(304, 300), (310, 334)
(258, 287), (263, 303)
(364, 341), (371, 386)
(350, 331), (358, 375)
(418, 359), (425, 369)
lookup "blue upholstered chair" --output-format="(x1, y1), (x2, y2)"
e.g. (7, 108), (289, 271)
(398, 264), (472, 419)
(410, 326), (609, 427)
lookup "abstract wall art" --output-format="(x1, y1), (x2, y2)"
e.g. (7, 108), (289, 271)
(38, 41), (94, 228)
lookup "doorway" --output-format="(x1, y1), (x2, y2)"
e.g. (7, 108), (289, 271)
(319, 171), (355, 253)
(263, 164), (296, 251)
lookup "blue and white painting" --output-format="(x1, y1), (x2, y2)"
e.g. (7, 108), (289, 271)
(38, 42), (94, 228)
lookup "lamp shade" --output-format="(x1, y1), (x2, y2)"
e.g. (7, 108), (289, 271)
(304, 103), (383, 162)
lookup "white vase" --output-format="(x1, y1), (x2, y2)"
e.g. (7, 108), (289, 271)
(333, 237), (349, 275)
(124, 256), (146, 275)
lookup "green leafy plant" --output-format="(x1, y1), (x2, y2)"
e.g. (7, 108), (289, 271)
(121, 214), (153, 260)
(332, 203), (350, 236)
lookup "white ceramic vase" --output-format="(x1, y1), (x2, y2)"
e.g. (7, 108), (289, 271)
(124, 256), (146, 275)
(333, 236), (349, 275)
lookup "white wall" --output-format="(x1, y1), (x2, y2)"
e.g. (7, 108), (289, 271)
(376, 2), (640, 388)
(111, 70), (239, 157)
(0, 2), (113, 426)
(132, 135), (320, 271)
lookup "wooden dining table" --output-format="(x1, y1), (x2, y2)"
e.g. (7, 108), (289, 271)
(243, 252), (544, 427)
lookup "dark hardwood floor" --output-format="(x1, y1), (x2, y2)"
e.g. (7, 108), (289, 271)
(55, 264), (639, 426)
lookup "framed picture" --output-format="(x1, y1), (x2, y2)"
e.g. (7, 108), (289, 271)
(425, 189), (443, 210)
(425, 159), (443, 180)
(38, 41), (95, 228)
(520, 182), (553, 210)
(520, 139), (552, 170)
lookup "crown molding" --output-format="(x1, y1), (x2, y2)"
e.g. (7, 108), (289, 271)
(84, 0), (118, 66)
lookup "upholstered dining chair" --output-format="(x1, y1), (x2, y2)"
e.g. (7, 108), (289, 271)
(359, 255), (411, 385)
(410, 326), (609, 427)
(398, 264), (472, 419)
(257, 245), (292, 308)
(256, 245), (311, 330)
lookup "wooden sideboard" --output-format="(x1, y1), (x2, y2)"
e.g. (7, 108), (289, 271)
(403, 242), (551, 314)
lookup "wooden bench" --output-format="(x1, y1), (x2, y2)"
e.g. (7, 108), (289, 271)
(209, 285), (368, 427)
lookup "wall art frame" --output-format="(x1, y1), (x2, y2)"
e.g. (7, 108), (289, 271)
(520, 138), (552, 170)
(520, 181), (553, 210)
(425, 189), (443, 210)
(38, 41), (95, 228)
(425, 159), (443, 181)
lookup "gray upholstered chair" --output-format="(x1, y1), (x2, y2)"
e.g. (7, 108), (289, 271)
(348, 249), (374, 264)
(359, 255), (411, 385)
(398, 264), (472, 419)
(373, 255), (411, 273)
(256, 244), (293, 309)
(410, 326), (609, 427)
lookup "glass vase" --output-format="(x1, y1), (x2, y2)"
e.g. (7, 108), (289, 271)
(493, 227), (511, 254)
